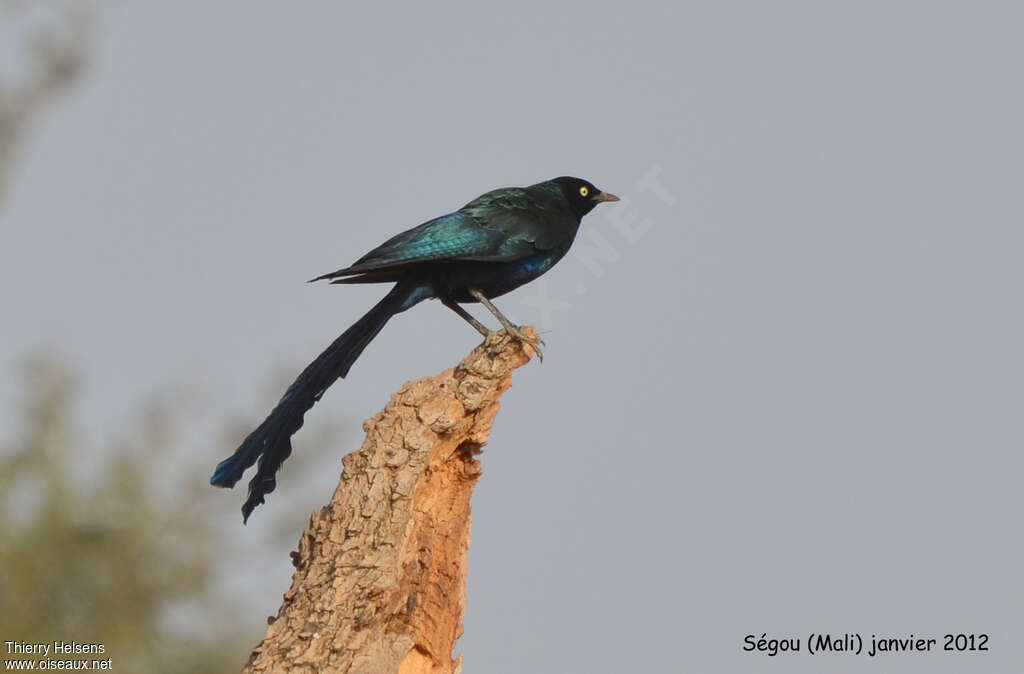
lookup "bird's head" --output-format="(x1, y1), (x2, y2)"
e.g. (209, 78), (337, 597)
(552, 176), (620, 217)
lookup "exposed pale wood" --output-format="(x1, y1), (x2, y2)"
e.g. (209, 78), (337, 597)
(241, 329), (537, 674)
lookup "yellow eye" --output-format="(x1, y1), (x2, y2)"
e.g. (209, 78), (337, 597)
(579, 186), (589, 197)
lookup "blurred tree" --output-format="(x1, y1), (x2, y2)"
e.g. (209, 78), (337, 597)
(0, 4), (253, 668)
(0, 356), (251, 673)
(0, 7), (350, 668)
(0, 0), (90, 205)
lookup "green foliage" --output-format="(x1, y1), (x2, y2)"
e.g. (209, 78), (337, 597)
(0, 356), (250, 673)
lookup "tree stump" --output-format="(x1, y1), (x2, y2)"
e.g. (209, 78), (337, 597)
(241, 329), (538, 674)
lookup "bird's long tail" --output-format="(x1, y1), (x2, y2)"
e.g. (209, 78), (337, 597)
(210, 279), (425, 522)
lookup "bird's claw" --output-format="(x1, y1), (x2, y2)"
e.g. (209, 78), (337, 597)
(490, 326), (544, 361)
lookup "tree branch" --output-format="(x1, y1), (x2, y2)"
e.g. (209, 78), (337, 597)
(241, 329), (539, 674)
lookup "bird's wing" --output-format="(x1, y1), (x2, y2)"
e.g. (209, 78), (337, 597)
(457, 186), (568, 255)
(311, 188), (561, 281)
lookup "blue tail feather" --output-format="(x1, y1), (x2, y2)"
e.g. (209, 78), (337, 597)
(210, 280), (427, 522)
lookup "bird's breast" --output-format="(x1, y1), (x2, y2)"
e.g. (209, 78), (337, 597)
(435, 249), (567, 302)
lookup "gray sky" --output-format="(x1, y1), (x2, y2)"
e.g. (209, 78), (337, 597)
(3, 2), (1023, 672)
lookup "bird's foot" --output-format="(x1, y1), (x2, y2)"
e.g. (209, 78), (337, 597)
(490, 326), (544, 362)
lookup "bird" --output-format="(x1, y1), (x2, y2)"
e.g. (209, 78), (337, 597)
(210, 176), (619, 522)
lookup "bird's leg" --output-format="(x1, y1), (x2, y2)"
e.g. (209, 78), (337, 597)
(467, 288), (544, 361)
(441, 298), (490, 338)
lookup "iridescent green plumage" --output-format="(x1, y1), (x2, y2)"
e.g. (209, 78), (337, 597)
(312, 180), (581, 282)
(212, 176), (619, 522)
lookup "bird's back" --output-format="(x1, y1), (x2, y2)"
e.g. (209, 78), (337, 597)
(459, 181), (581, 253)
(313, 180), (581, 282)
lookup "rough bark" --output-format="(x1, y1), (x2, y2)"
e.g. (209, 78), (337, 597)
(241, 329), (538, 674)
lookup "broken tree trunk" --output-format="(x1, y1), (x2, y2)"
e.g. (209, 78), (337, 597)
(241, 329), (538, 674)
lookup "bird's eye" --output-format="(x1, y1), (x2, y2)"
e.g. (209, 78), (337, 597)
(579, 186), (589, 197)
